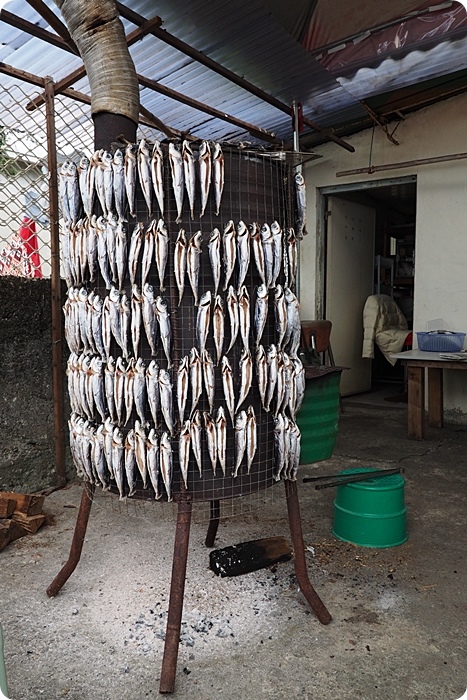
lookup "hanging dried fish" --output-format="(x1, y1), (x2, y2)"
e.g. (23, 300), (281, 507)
(212, 295), (225, 365)
(189, 347), (203, 417)
(284, 287), (301, 358)
(116, 220), (127, 292)
(202, 349), (215, 414)
(182, 140), (196, 219)
(236, 220), (250, 293)
(94, 152), (106, 216)
(174, 229), (187, 306)
(96, 215), (112, 290)
(295, 172), (307, 239)
(221, 355), (235, 426)
(292, 357), (305, 418)
(90, 356), (106, 423)
(93, 424), (109, 491)
(104, 356), (117, 424)
(204, 412), (218, 474)
(287, 228), (298, 288)
(128, 222), (144, 287)
(226, 286), (239, 353)
(261, 223), (274, 289)
(102, 150), (114, 218)
(142, 283), (158, 356)
(274, 284), (287, 350)
(147, 428), (161, 499)
(67, 160), (82, 225)
(249, 222), (266, 287)
(141, 219), (155, 289)
(265, 344), (278, 412)
(254, 284), (268, 348)
(159, 368), (175, 436)
(146, 359), (160, 428)
(77, 155), (92, 219)
(59, 161), (72, 224)
(236, 348), (253, 412)
(134, 419), (148, 489)
(124, 144), (137, 218)
(109, 286), (124, 352)
(215, 406), (227, 476)
(169, 142), (184, 223)
(85, 291), (97, 355)
(112, 148), (126, 222)
(246, 405), (257, 474)
(288, 421), (301, 481)
(208, 228), (221, 296)
(137, 138), (153, 217)
(222, 220), (236, 291)
(111, 427), (126, 499)
(151, 140), (164, 217)
(106, 213), (119, 285)
(271, 220), (283, 289)
(177, 355), (189, 424)
(124, 357), (135, 426)
(179, 420), (191, 489)
(273, 413), (287, 481)
(87, 216), (98, 283)
(199, 140), (212, 218)
(114, 356), (126, 425)
(160, 432), (173, 501)
(124, 428), (137, 497)
(103, 416), (115, 479)
(190, 410), (203, 477)
(61, 222), (74, 288)
(101, 296), (112, 359)
(196, 291), (211, 355)
(131, 285), (142, 358)
(187, 230), (202, 306)
(154, 218), (169, 292)
(238, 286), (251, 352)
(155, 295), (172, 368)
(91, 293), (106, 359)
(212, 142), (224, 216)
(233, 410), (247, 478)
(255, 344), (268, 411)
(133, 357), (147, 424)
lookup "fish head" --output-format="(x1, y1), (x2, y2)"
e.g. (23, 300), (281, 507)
(199, 140), (211, 158)
(125, 143), (136, 158)
(235, 411), (247, 429)
(216, 406), (226, 422)
(155, 296), (168, 314)
(193, 230), (203, 248)
(239, 286), (249, 301)
(226, 285), (237, 302)
(271, 221), (282, 235)
(168, 142), (181, 158)
(109, 286), (120, 302)
(135, 357), (146, 373)
(147, 359), (159, 376)
(202, 349), (213, 364)
(287, 227), (296, 241)
(176, 228), (186, 244)
(192, 410), (202, 428)
(143, 282), (154, 298)
(274, 285), (284, 300)
(200, 290), (212, 307)
(113, 149), (124, 165)
(267, 344), (278, 360)
(78, 154), (89, 170)
(106, 356), (116, 372)
(255, 345), (266, 361)
(181, 420), (191, 436)
(294, 172), (305, 186)
(223, 220), (235, 236)
(132, 284), (142, 301)
(220, 355), (231, 373)
(189, 347), (200, 364)
(159, 368), (170, 386)
(126, 429), (135, 447)
(214, 295), (224, 310)
(156, 218), (168, 236)
(152, 141), (163, 157)
(247, 405), (256, 420)
(236, 220), (248, 237)
(212, 142), (223, 160)
(248, 222), (260, 238)
(209, 228), (220, 243)
(257, 284), (268, 299)
(179, 355), (189, 371)
(260, 223), (272, 240)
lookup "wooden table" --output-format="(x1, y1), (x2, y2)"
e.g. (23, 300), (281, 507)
(391, 350), (467, 440)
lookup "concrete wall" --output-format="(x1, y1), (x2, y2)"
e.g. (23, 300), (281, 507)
(0, 277), (72, 492)
(301, 92), (467, 415)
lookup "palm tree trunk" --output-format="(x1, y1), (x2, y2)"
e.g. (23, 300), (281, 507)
(53, 0), (139, 147)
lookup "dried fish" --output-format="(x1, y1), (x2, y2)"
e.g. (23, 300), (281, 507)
(295, 171), (307, 239)
(226, 286), (239, 353)
(91, 356), (106, 422)
(261, 223), (274, 290)
(87, 216), (98, 283)
(187, 230), (202, 305)
(114, 356), (126, 425)
(236, 221), (250, 292)
(155, 295), (172, 367)
(288, 421), (301, 481)
(77, 156), (91, 219)
(94, 151), (106, 217)
(128, 222), (144, 287)
(287, 228), (298, 288)
(196, 291), (211, 355)
(93, 424), (109, 491)
(111, 427), (126, 499)
(233, 410), (247, 478)
(91, 294), (106, 359)
(212, 142), (224, 216)
(174, 229), (187, 306)
(215, 406), (227, 476)
(104, 356), (117, 423)
(292, 357), (305, 418)
(221, 355), (235, 426)
(102, 150), (114, 218)
(134, 419), (148, 489)
(212, 295), (225, 365)
(151, 140), (164, 217)
(159, 368), (175, 436)
(85, 291), (97, 354)
(190, 410), (203, 477)
(116, 221), (128, 292)
(189, 347), (203, 417)
(255, 345), (268, 411)
(246, 405), (257, 473)
(103, 416), (115, 479)
(109, 286), (123, 352)
(141, 220), (155, 289)
(284, 287), (301, 357)
(177, 355), (189, 424)
(59, 161), (72, 223)
(124, 429), (137, 497)
(133, 357), (147, 424)
(236, 348), (253, 412)
(254, 284), (268, 348)
(274, 284), (287, 350)
(124, 144), (137, 218)
(142, 283), (158, 356)
(112, 148), (126, 222)
(67, 160), (81, 225)
(147, 428), (161, 499)
(238, 286), (251, 352)
(106, 213), (119, 284)
(182, 140), (196, 219)
(146, 359), (160, 428)
(169, 142), (184, 223)
(131, 285), (142, 358)
(154, 218), (169, 292)
(96, 215), (111, 290)
(271, 220), (283, 288)
(204, 412), (217, 474)
(222, 220), (236, 291)
(160, 432), (173, 501)
(208, 228), (221, 296)
(265, 344), (278, 412)
(199, 140), (212, 217)
(249, 222), (266, 286)
(273, 413), (287, 481)
(202, 349), (215, 414)
(124, 357), (135, 425)
(137, 138), (153, 216)
(179, 420), (191, 489)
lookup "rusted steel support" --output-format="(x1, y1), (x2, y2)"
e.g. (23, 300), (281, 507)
(46, 482), (95, 597)
(337, 151), (467, 177)
(205, 499), (221, 547)
(0, 8), (76, 53)
(25, 0), (76, 49)
(159, 497), (193, 694)
(0, 61), (44, 87)
(44, 77), (66, 487)
(284, 479), (332, 625)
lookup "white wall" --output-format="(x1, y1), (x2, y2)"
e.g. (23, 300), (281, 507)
(301, 92), (467, 414)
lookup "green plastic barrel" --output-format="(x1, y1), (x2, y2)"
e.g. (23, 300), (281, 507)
(332, 468), (408, 548)
(0, 623), (8, 698)
(296, 371), (341, 464)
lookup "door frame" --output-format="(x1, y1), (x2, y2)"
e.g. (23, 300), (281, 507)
(316, 175), (417, 318)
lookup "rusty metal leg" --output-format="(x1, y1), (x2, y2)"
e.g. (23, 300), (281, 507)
(205, 499), (220, 547)
(159, 497), (192, 694)
(46, 482), (95, 598)
(284, 479), (332, 625)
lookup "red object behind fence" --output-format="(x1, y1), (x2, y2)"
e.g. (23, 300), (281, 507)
(18, 217), (42, 278)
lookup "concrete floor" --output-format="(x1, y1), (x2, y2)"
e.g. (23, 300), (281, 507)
(1, 395), (466, 700)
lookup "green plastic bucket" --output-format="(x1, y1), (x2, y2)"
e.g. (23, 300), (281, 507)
(332, 468), (408, 548)
(296, 371), (341, 464)
(0, 623), (8, 698)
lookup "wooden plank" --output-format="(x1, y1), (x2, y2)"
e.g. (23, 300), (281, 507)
(4, 519), (29, 543)
(0, 522), (10, 551)
(11, 513), (46, 535)
(0, 497), (16, 518)
(210, 536), (292, 577)
(427, 367), (443, 428)
(0, 492), (45, 516)
(407, 366), (425, 440)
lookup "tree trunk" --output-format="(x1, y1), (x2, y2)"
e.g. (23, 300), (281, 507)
(53, 0), (139, 147)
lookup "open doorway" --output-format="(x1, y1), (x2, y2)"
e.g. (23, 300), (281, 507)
(318, 175), (416, 398)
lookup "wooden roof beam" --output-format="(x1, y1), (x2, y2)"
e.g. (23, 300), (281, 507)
(0, 8), (76, 54)
(24, 0), (77, 51)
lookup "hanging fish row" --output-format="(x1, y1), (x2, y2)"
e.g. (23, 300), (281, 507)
(60, 216), (298, 295)
(274, 413), (301, 482)
(59, 139), (225, 227)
